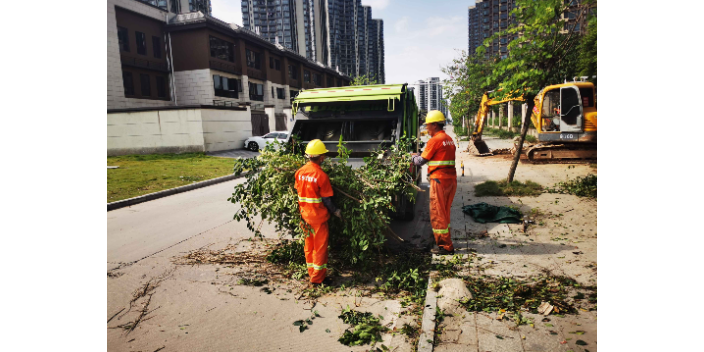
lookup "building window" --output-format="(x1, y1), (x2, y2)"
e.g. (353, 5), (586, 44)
(136, 32), (147, 55)
(327, 76), (333, 86)
(210, 36), (234, 62)
(189, 0), (210, 13)
(152, 36), (161, 59)
(156, 76), (167, 98)
(269, 58), (281, 70)
(276, 87), (285, 99)
(271, 87), (275, 98)
(290, 90), (298, 100)
(246, 49), (262, 69)
(213, 75), (239, 98)
(304, 70), (310, 83)
(118, 27), (129, 52)
(249, 83), (264, 101)
(140, 74), (151, 97)
(313, 73), (321, 85)
(123, 72), (134, 96)
(288, 65), (298, 79)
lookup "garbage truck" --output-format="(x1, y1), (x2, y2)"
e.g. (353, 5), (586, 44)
(288, 83), (421, 220)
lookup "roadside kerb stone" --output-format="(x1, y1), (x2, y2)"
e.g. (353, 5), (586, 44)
(418, 271), (439, 352)
(107, 173), (241, 211)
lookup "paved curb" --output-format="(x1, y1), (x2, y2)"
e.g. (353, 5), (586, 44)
(418, 270), (438, 352)
(107, 173), (241, 212)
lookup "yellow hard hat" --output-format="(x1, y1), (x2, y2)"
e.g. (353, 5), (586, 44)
(305, 139), (329, 156)
(424, 110), (446, 125)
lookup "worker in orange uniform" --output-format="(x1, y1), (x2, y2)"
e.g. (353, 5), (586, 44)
(295, 139), (342, 286)
(411, 111), (457, 255)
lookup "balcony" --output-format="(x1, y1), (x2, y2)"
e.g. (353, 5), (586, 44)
(121, 55), (169, 73)
(210, 60), (241, 75)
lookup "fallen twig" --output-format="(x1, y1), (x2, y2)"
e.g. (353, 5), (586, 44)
(125, 294), (156, 335)
(107, 308), (125, 324)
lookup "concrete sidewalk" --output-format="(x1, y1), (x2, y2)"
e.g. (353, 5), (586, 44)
(430, 130), (597, 352)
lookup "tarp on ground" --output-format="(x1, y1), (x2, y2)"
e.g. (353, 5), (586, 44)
(462, 202), (523, 224)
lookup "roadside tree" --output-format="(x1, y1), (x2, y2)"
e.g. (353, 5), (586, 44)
(444, 0), (596, 182)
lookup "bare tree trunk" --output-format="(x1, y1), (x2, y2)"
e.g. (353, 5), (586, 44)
(507, 100), (535, 183)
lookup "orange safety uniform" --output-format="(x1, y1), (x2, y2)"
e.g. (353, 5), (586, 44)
(421, 130), (457, 252)
(294, 161), (334, 283)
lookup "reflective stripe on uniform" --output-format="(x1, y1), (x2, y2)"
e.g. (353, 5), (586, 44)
(298, 196), (322, 203)
(428, 160), (456, 166)
(432, 227), (449, 234)
(306, 263), (327, 270)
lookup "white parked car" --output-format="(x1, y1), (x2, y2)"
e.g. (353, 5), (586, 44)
(244, 131), (289, 152)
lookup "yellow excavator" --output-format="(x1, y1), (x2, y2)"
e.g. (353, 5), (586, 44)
(469, 80), (597, 162)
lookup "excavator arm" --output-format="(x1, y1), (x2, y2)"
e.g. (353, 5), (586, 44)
(468, 91), (524, 155)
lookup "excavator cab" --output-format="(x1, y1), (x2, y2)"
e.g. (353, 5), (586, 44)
(533, 82), (596, 143)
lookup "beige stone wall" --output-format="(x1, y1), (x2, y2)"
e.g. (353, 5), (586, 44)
(174, 69), (215, 105)
(107, 109), (206, 156)
(201, 107), (253, 152)
(108, 107), (252, 155)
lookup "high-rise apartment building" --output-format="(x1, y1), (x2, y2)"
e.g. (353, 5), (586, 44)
(411, 78), (447, 118)
(242, 0), (384, 83)
(467, 0), (517, 60)
(561, 0), (594, 35)
(368, 19), (384, 83)
(137, 0), (212, 15)
(468, 0), (594, 59)
(241, 0), (306, 57)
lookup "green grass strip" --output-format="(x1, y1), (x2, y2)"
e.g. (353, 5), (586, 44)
(107, 153), (234, 202)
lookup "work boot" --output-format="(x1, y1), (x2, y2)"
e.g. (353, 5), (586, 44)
(430, 247), (455, 255)
(311, 277), (334, 287)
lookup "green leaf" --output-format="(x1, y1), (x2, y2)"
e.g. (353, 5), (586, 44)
(576, 340), (588, 346)
(293, 320), (304, 326)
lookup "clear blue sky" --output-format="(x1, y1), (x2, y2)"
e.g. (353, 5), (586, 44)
(210, 0), (475, 84)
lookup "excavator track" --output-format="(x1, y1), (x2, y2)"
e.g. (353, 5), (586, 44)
(523, 142), (597, 164)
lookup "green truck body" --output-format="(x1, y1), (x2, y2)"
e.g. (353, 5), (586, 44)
(289, 83), (421, 220)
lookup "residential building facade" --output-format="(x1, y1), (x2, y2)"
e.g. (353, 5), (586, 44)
(241, 0), (385, 82)
(411, 77), (447, 118)
(136, 0), (212, 14)
(467, 0), (517, 60)
(108, 0), (350, 111)
(369, 19), (384, 84)
(468, 0), (594, 59)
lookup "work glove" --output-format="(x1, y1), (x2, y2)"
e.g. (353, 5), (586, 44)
(334, 209), (342, 219)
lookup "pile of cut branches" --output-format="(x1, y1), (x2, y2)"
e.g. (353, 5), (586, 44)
(229, 137), (418, 268)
